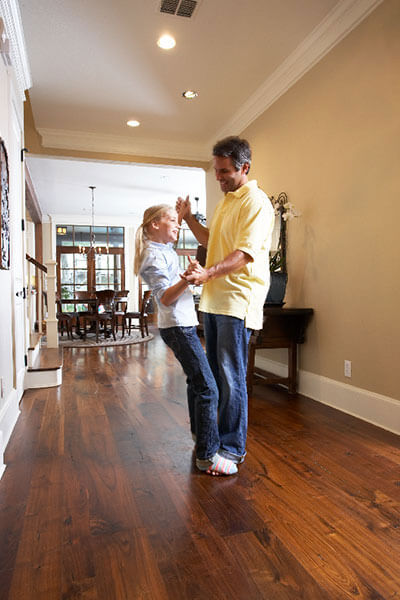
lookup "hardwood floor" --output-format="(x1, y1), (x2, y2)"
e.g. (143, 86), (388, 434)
(0, 330), (399, 599)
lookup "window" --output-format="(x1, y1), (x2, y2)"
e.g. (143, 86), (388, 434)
(59, 251), (88, 298)
(95, 253), (122, 290)
(175, 226), (199, 270)
(56, 225), (125, 297)
(175, 220), (205, 303)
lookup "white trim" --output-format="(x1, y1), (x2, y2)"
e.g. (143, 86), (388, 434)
(0, 0), (32, 100)
(27, 343), (40, 368)
(24, 367), (62, 389)
(212, 0), (384, 141)
(29, 152), (206, 171)
(0, 432), (4, 479)
(0, 387), (21, 479)
(37, 128), (210, 162)
(16, 364), (25, 400)
(49, 213), (140, 226)
(11, 86), (23, 131)
(255, 355), (400, 436)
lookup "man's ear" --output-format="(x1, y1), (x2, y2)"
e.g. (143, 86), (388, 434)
(242, 162), (250, 175)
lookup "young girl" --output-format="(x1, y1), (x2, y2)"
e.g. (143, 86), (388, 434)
(134, 204), (238, 476)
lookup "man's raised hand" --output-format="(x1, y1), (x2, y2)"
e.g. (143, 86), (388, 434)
(176, 195), (191, 225)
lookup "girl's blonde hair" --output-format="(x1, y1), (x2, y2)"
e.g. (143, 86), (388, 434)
(134, 204), (173, 275)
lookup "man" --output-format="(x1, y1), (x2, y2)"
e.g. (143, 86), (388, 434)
(177, 136), (274, 468)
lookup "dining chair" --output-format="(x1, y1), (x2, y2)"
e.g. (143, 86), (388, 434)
(75, 290), (97, 337)
(56, 293), (73, 339)
(124, 290), (152, 338)
(114, 290), (129, 336)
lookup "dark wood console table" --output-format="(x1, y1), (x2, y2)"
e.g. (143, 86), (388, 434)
(247, 307), (314, 395)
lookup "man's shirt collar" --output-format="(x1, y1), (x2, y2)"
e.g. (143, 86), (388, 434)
(225, 179), (257, 200)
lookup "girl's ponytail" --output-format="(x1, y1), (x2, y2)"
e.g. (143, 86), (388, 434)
(134, 224), (145, 275)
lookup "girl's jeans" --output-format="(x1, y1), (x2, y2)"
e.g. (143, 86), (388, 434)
(160, 326), (219, 461)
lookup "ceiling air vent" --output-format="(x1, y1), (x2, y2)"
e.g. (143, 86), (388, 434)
(160, 0), (179, 14)
(177, 0), (197, 17)
(160, 0), (198, 18)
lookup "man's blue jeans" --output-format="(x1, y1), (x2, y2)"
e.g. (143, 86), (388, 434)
(159, 326), (220, 461)
(203, 313), (252, 463)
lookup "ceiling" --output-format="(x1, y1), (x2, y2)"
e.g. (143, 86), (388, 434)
(17, 0), (375, 221)
(19, 0), (340, 153)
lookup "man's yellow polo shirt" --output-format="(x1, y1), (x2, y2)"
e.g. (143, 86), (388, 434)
(199, 180), (274, 330)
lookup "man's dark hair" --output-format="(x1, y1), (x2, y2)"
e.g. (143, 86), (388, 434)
(212, 136), (252, 172)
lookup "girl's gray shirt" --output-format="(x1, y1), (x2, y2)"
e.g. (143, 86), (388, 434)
(139, 241), (198, 329)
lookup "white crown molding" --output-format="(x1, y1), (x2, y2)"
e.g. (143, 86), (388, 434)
(0, 0), (32, 101)
(37, 128), (210, 163)
(212, 0), (384, 142)
(49, 213), (139, 226)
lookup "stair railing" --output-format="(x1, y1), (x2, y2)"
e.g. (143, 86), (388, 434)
(25, 253), (47, 339)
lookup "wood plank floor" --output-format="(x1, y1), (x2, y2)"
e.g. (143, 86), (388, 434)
(0, 330), (399, 599)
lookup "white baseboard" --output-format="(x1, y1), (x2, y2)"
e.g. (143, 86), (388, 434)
(0, 388), (21, 479)
(16, 366), (25, 400)
(0, 432), (4, 479)
(255, 356), (400, 436)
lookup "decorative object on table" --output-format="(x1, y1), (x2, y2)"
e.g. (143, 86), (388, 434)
(265, 192), (300, 306)
(265, 271), (288, 306)
(0, 139), (10, 270)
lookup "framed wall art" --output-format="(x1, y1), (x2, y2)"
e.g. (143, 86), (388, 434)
(0, 138), (10, 270)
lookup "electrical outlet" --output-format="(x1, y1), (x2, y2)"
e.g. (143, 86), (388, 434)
(344, 360), (352, 378)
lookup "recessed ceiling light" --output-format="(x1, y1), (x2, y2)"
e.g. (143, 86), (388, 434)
(157, 34), (176, 50)
(127, 120), (140, 128)
(182, 90), (198, 99)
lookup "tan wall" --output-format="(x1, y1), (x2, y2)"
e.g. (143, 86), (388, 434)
(205, 167), (220, 224)
(237, 0), (399, 400)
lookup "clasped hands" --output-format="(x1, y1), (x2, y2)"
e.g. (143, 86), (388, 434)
(181, 257), (210, 286)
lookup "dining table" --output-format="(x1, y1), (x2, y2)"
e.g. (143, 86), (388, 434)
(59, 298), (99, 337)
(59, 298), (99, 310)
